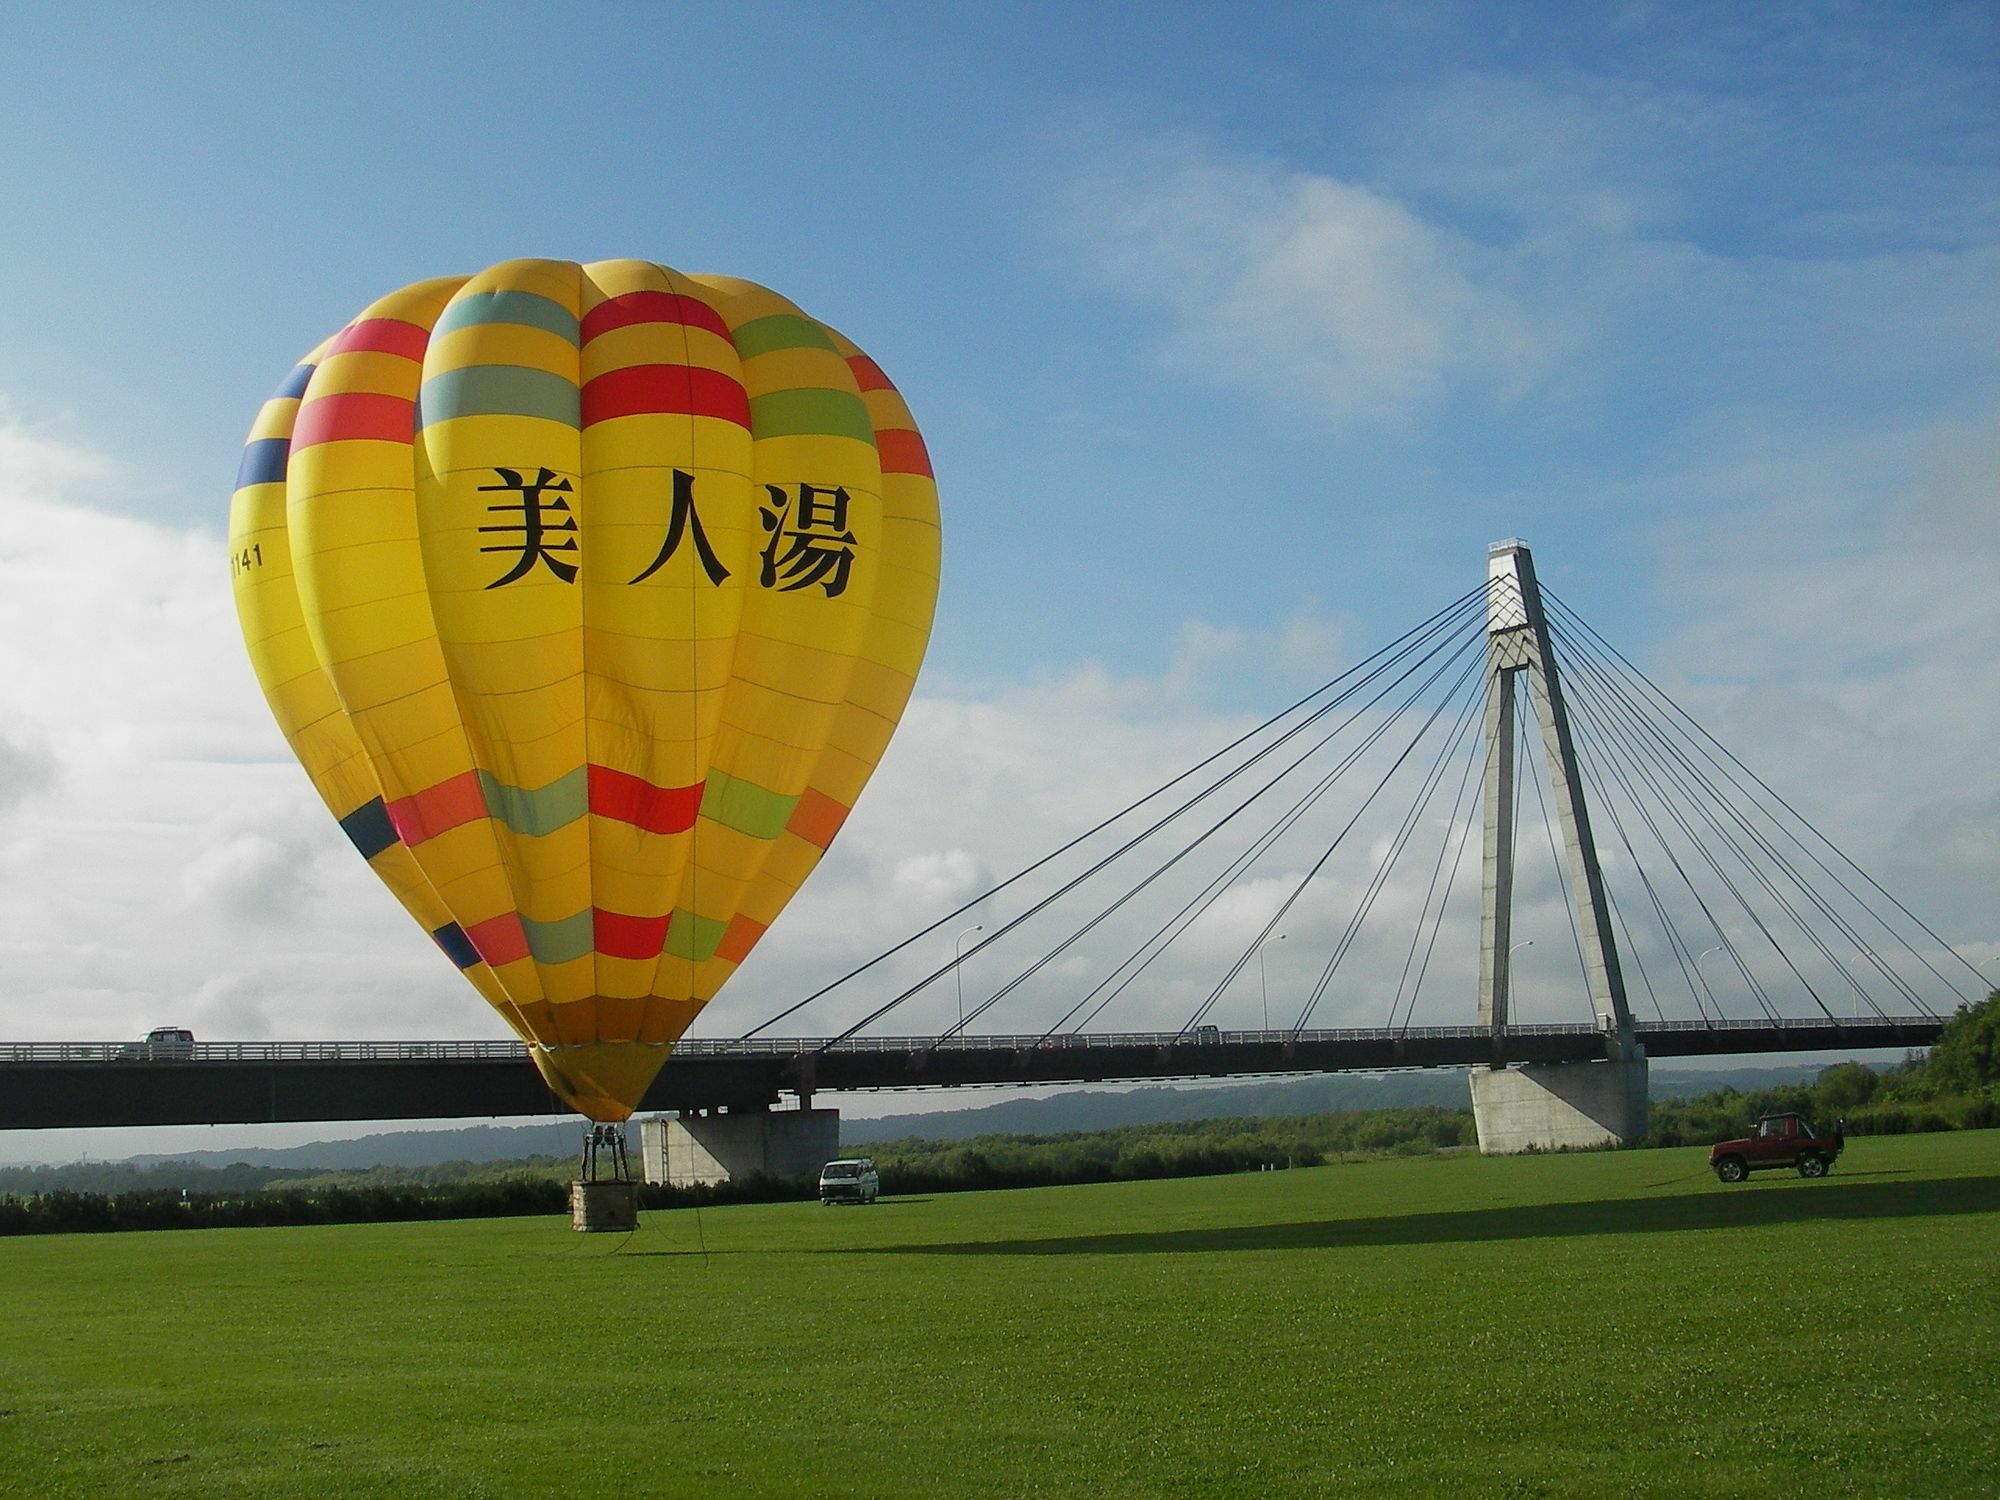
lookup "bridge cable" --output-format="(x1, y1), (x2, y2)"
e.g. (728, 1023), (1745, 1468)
(1384, 677), (1491, 1031)
(1278, 655), (1490, 1035)
(914, 598), (1491, 1047)
(1553, 619), (1905, 1020)
(1170, 645), (1485, 1038)
(1166, 640), (1490, 1041)
(1560, 700), (1698, 1024)
(1552, 621), (1900, 1021)
(1544, 604), (1952, 1016)
(1047, 589), (1515, 1042)
(1543, 657), (1777, 1022)
(803, 589), (1496, 1049)
(736, 582), (1492, 1040)
(1159, 638), (1485, 1039)
(1543, 588), (1986, 1003)
(946, 611), (1494, 1046)
(1558, 670), (1789, 1022)
(1394, 713), (1491, 1036)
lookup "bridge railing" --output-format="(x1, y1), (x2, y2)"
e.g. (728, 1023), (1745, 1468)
(0, 1014), (1940, 1066)
(0, 1021), (1608, 1065)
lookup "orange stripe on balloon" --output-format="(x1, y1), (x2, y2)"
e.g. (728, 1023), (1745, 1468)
(385, 770), (487, 846)
(785, 787), (850, 850)
(715, 913), (767, 965)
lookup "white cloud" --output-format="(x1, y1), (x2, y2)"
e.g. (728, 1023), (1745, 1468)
(0, 406), (1987, 1075)
(1045, 112), (1999, 457)
(0, 734), (57, 815)
(0, 420), (477, 1045)
(1051, 129), (1545, 422)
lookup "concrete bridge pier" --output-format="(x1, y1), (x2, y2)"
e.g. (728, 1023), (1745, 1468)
(1468, 1054), (1649, 1154)
(1470, 540), (1647, 1154)
(638, 1106), (839, 1187)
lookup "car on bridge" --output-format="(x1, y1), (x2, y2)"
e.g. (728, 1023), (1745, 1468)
(118, 1027), (196, 1061)
(1709, 1113), (1844, 1183)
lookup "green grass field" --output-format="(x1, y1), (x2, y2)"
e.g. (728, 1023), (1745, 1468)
(2, 1133), (1995, 1499)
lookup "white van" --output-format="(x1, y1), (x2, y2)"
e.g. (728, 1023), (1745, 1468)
(817, 1158), (880, 1205)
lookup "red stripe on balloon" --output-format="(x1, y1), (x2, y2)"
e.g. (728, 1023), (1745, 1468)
(325, 318), (430, 362)
(580, 365), (751, 429)
(593, 908), (671, 961)
(875, 427), (933, 479)
(588, 765), (705, 834)
(463, 912), (531, 967)
(581, 291), (732, 345)
(846, 354), (895, 393)
(385, 770), (487, 846)
(291, 393), (416, 451)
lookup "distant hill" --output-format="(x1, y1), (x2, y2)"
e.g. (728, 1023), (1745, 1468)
(840, 1064), (1826, 1145)
(122, 1122), (583, 1173)
(61, 1061), (1833, 1171)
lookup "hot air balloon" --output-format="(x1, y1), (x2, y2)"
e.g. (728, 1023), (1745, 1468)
(228, 259), (940, 1123)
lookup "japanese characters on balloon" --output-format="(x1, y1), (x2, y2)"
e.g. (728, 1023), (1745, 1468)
(228, 259), (941, 1123)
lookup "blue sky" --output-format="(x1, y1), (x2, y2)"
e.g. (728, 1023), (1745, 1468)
(4, 2), (1991, 677)
(0, 3), (1994, 1156)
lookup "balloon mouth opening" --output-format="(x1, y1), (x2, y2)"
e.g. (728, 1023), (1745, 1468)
(529, 1041), (674, 1122)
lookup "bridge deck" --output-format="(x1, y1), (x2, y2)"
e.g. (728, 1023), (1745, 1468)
(0, 1018), (1943, 1130)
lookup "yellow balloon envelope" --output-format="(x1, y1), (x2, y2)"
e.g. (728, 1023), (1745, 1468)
(228, 259), (940, 1120)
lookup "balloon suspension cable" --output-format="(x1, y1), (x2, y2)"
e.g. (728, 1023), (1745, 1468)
(578, 1122), (635, 1184)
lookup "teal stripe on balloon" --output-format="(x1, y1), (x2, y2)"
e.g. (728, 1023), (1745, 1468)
(747, 388), (876, 446)
(520, 910), (595, 966)
(418, 366), (580, 429)
(477, 767), (587, 838)
(434, 289), (580, 344)
(732, 313), (837, 359)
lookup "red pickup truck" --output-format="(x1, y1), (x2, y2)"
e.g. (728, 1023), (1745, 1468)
(1710, 1113), (1845, 1183)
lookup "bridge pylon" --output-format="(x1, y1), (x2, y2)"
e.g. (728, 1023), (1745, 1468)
(1469, 540), (1648, 1152)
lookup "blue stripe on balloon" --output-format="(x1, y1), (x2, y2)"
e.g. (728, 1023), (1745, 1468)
(234, 438), (290, 491)
(273, 362), (315, 400)
(432, 923), (481, 970)
(338, 797), (398, 861)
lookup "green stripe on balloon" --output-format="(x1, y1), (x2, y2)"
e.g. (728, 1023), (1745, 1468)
(418, 366), (581, 429)
(748, 388), (876, 446)
(520, 910), (595, 966)
(477, 767), (587, 838)
(664, 910), (731, 964)
(700, 769), (800, 840)
(731, 313), (839, 359)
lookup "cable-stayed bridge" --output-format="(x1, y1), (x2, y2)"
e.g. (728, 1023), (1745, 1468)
(4, 541), (1983, 1151)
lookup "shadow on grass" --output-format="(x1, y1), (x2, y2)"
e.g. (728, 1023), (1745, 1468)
(861, 1175), (2000, 1258)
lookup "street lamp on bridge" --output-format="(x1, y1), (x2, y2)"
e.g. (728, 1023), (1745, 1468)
(954, 924), (984, 1037)
(1259, 933), (1286, 1032)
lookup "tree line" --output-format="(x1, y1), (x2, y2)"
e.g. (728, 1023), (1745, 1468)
(1644, 988), (2000, 1146)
